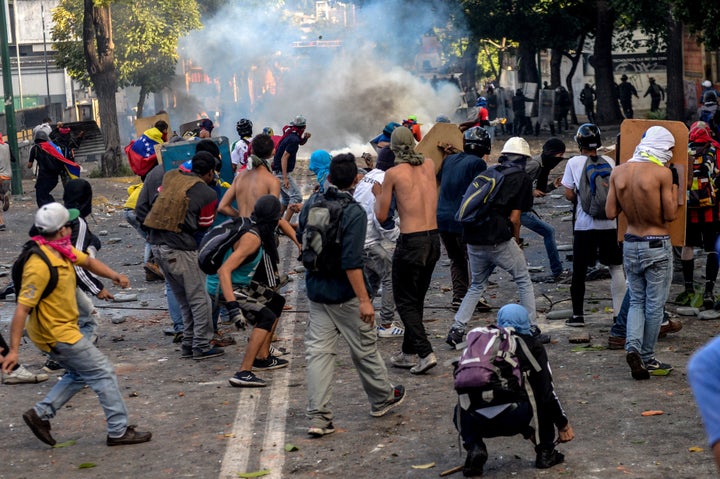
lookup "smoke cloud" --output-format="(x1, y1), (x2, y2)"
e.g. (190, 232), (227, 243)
(176, 0), (464, 155)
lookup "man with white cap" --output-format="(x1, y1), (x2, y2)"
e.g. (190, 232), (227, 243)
(1, 202), (152, 446)
(606, 126), (679, 380)
(446, 137), (546, 346)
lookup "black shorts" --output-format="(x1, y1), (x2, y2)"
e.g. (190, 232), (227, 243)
(685, 222), (719, 251)
(572, 229), (623, 267)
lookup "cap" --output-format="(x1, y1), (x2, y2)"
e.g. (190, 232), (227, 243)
(34, 202), (80, 234)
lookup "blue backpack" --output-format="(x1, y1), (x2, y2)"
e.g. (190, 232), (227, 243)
(455, 164), (523, 225)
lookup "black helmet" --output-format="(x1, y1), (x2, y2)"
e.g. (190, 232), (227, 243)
(463, 127), (491, 156)
(575, 123), (602, 150)
(236, 118), (253, 138)
(703, 90), (718, 104)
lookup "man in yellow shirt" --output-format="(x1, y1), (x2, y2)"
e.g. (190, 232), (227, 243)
(0, 203), (152, 447)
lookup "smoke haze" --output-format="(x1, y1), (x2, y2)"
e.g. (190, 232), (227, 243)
(177, 0), (463, 155)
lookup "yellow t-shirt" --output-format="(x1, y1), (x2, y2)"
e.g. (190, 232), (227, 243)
(18, 244), (89, 352)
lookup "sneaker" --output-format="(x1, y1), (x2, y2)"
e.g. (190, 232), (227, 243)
(476, 298), (492, 312)
(269, 345), (289, 357)
(23, 409), (55, 446)
(450, 299), (462, 311)
(371, 385), (406, 417)
(565, 315), (585, 327)
(377, 322), (405, 338)
(2, 191), (9, 212)
(163, 327), (178, 336)
(549, 270), (572, 284)
(446, 327), (465, 348)
(0, 223), (5, 231)
(211, 331), (237, 347)
(308, 423), (335, 438)
(42, 359), (64, 373)
(645, 357), (673, 376)
(0, 282), (14, 299)
(411, 352), (437, 375)
(675, 290), (694, 306)
(659, 319), (682, 338)
(106, 425), (152, 446)
(704, 291), (716, 309)
(192, 346), (224, 360)
(608, 336), (625, 350)
(390, 351), (416, 369)
(535, 446), (565, 469)
(143, 262), (164, 281)
(181, 345), (193, 358)
(626, 349), (650, 380)
(253, 355), (289, 370)
(464, 443), (489, 477)
(229, 370), (267, 387)
(3, 365), (49, 384)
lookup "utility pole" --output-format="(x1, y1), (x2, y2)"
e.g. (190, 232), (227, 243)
(0, 0), (22, 195)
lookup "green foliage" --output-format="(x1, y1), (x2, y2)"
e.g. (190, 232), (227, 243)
(675, 0), (720, 51)
(645, 109), (667, 120)
(52, 0), (202, 94)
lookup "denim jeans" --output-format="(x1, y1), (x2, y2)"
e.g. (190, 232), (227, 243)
(273, 172), (302, 206)
(392, 231), (441, 358)
(76, 289), (98, 340)
(363, 242), (396, 324)
(520, 212), (563, 276)
(153, 245), (213, 352)
(305, 298), (394, 429)
(440, 230), (470, 302)
(623, 239), (673, 361)
(166, 280), (183, 333)
(610, 289), (630, 338)
(34, 336), (129, 437)
(454, 240), (537, 331)
(124, 208), (151, 263)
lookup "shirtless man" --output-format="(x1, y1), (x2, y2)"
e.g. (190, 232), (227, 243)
(605, 125), (679, 380)
(375, 126), (440, 375)
(217, 134), (300, 255)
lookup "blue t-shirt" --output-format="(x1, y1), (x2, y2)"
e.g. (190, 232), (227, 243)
(436, 152), (487, 233)
(688, 335), (720, 447)
(272, 133), (301, 174)
(206, 247), (263, 296)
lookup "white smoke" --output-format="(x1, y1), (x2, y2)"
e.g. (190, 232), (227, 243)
(177, 0), (463, 154)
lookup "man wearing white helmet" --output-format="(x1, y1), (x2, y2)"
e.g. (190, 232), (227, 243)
(446, 137), (547, 346)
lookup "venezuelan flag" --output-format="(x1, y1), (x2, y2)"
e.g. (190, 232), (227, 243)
(125, 127), (164, 176)
(39, 141), (81, 179)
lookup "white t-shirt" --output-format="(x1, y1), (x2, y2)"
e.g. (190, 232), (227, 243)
(561, 154), (617, 231)
(230, 139), (249, 170)
(353, 168), (399, 247)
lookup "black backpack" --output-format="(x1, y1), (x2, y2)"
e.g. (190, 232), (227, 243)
(11, 241), (58, 302)
(455, 164), (523, 225)
(301, 192), (352, 273)
(197, 217), (254, 275)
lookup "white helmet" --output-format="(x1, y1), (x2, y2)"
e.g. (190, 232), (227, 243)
(703, 80), (712, 88)
(501, 137), (531, 157)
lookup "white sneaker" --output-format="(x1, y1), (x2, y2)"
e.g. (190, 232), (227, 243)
(377, 321), (405, 338)
(2, 365), (49, 384)
(410, 352), (437, 375)
(391, 352), (416, 369)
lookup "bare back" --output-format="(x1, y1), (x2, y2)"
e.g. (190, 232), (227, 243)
(384, 160), (438, 234)
(608, 162), (677, 236)
(223, 168), (280, 217)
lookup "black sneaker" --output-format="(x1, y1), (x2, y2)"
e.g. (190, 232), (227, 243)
(253, 355), (289, 370)
(229, 370), (267, 387)
(23, 409), (55, 446)
(475, 298), (492, 312)
(446, 327), (465, 348)
(704, 291), (716, 309)
(192, 346), (224, 360)
(0, 282), (15, 300)
(42, 359), (64, 373)
(181, 345), (193, 358)
(626, 349), (650, 380)
(106, 425), (152, 446)
(535, 446), (565, 469)
(463, 443), (488, 477)
(308, 423), (335, 438)
(450, 299), (462, 312)
(370, 385), (406, 417)
(565, 315), (585, 327)
(645, 357), (673, 376)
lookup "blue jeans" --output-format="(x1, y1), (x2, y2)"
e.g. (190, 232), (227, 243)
(166, 280), (183, 333)
(34, 337), (129, 437)
(274, 172), (303, 206)
(76, 289), (98, 340)
(624, 239), (673, 361)
(124, 208), (151, 263)
(610, 290), (630, 338)
(520, 211), (563, 276)
(363, 242), (396, 324)
(454, 240), (536, 330)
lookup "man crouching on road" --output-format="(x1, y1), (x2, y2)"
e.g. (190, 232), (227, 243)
(605, 126), (679, 380)
(1, 203), (152, 446)
(375, 126), (441, 375)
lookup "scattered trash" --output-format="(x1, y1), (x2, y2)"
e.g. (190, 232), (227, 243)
(284, 444), (299, 452)
(53, 439), (77, 448)
(129, 392), (139, 397)
(411, 462), (435, 469)
(568, 334), (591, 344)
(237, 469), (271, 478)
(641, 410), (664, 416)
(688, 446), (704, 452)
(106, 238), (123, 244)
(98, 230), (109, 236)
(78, 463), (96, 469)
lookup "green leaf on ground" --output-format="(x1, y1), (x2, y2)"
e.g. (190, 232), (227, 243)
(53, 440), (77, 448)
(237, 470), (271, 478)
(284, 444), (298, 452)
(78, 463), (96, 469)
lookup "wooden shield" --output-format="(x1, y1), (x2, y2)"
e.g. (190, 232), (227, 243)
(414, 123), (464, 173)
(617, 119), (688, 246)
(133, 113), (170, 138)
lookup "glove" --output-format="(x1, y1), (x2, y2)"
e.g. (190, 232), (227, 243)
(669, 164), (679, 186)
(226, 301), (246, 330)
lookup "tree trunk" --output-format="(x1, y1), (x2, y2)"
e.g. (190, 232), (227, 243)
(137, 85), (148, 118)
(593, 0), (623, 124)
(565, 33), (586, 125)
(517, 42), (538, 85)
(665, 11), (684, 121)
(550, 48), (562, 88)
(462, 38), (480, 92)
(83, 0), (121, 176)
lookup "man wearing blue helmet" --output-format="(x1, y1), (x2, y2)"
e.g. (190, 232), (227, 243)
(459, 97), (490, 132)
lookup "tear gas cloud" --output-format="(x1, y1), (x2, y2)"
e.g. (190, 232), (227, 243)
(178, 0), (464, 155)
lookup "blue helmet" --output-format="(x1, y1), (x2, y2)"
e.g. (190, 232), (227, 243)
(475, 96), (487, 107)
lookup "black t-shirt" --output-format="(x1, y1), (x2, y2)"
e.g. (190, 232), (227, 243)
(272, 133), (301, 174)
(462, 169), (533, 245)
